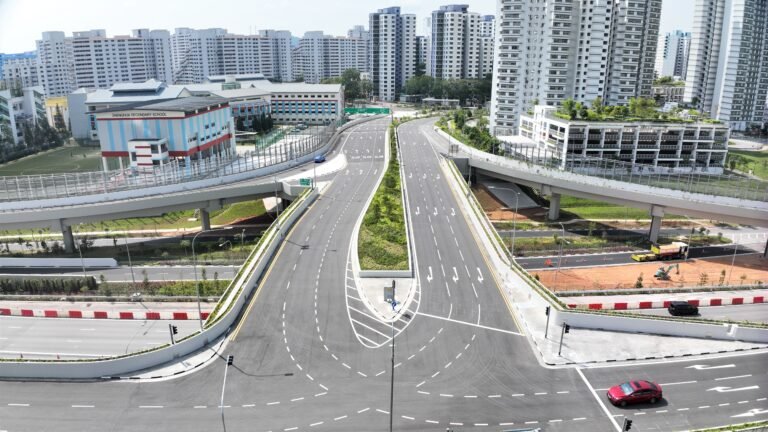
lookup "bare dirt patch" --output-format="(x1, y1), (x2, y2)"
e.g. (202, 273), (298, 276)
(532, 254), (768, 292)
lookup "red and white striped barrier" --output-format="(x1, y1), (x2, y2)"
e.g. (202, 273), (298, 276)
(0, 308), (209, 320)
(566, 295), (765, 310)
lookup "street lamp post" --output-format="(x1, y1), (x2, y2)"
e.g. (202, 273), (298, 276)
(726, 242), (739, 286)
(511, 191), (521, 259)
(192, 227), (233, 331)
(388, 297), (399, 432)
(684, 215), (694, 261)
(221, 355), (234, 430)
(553, 222), (566, 290)
(123, 234), (137, 291)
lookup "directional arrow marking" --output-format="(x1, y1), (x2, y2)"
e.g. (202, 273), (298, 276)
(732, 408), (768, 418)
(427, 267), (433, 283)
(451, 208), (456, 216)
(686, 364), (735, 370)
(415, 207), (420, 216)
(477, 268), (484, 283)
(452, 267), (459, 283)
(433, 208), (438, 216)
(707, 386), (759, 393)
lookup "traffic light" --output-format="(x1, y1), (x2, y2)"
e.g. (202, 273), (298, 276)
(623, 419), (633, 431)
(172, 325), (178, 335)
(227, 355), (234, 366)
(564, 324), (570, 333)
(545, 306), (551, 316)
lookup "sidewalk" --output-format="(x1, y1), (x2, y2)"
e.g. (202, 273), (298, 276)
(437, 150), (768, 367)
(559, 289), (767, 310)
(0, 300), (211, 320)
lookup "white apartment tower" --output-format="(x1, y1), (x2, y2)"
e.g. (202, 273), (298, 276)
(297, 32), (368, 83)
(490, 0), (662, 135)
(2, 55), (40, 89)
(479, 15), (495, 79)
(429, 5), (486, 80)
(37, 30), (176, 96)
(684, 0), (768, 131)
(170, 29), (294, 85)
(348, 25), (371, 73)
(36, 31), (75, 97)
(655, 30), (691, 79)
(369, 7), (416, 101)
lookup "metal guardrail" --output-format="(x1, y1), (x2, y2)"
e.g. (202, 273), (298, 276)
(500, 141), (768, 202)
(0, 122), (342, 203)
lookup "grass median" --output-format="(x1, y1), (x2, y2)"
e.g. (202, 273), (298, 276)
(358, 123), (408, 271)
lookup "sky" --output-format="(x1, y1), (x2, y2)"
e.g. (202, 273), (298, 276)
(0, 0), (693, 53)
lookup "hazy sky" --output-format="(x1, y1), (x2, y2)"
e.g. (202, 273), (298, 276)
(0, 0), (693, 53)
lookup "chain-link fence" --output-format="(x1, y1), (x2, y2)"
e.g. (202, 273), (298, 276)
(0, 121), (340, 204)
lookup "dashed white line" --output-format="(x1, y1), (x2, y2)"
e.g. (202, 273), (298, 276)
(715, 374), (752, 381)
(357, 408), (370, 414)
(309, 421), (324, 427)
(334, 415), (348, 421)
(402, 415), (415, 420)
(291, 397), (304, 402)
(439, 394), (453, 398)
(71, 405), (94, 408)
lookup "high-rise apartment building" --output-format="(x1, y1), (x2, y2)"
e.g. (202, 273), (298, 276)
(36, 31), (75, 97)
(295, 31), (368, 83)
(369, 7), (416, 101)
(684, 0), (768, 131)
(479, 15), (495, 79)
(416, 36), (429, 70)
(348, 25), (371, 73)
(2, 52), (40, 88)
(36, 30), (175, 96)
(490, 0), (661, 135)
(429, 5), (489, 80)
(171, 29), (294, 85)
(654, 30), (691, 79)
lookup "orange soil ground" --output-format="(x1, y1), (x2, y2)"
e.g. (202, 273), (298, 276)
(532, 254), (768, 292)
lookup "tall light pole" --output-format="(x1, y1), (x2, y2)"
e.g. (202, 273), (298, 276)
(553, 222), (566, 291)
(221, 355), (234, 430)
(727, 242), (739, 286)
(511, 191), (521, 259)
(684, 215), (694, 261)
(192, 227), (232, 330)
(388, 297), (399, 432)
(123, 233), (137, 291)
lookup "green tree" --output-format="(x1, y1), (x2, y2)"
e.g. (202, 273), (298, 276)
(415, 62), (426, 77)
(561, 99), (577, 120)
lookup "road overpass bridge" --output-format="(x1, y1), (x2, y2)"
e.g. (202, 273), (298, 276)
(425, 123), (768, 242)
(0, 117), (379, 252)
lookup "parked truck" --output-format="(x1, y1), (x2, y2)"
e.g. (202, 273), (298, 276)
(631, 242), (688, 262)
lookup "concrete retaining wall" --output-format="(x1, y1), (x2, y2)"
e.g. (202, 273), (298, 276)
(553, 308), (768, 344)
(0, 258), (117, 268)
(0, 188), (319, 379)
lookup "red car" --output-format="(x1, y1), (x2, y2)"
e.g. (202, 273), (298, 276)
(607, 380), (663, 407)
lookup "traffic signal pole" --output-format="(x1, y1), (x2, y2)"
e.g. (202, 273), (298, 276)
(558, 323), (570, 356)
(544, 306), (551, 339)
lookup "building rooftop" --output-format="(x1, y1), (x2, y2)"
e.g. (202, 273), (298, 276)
(206, 74), (266, 83)
(96, 96), (228, 114)
(252, 81), (342, 93)
(527, 106), (726, 128)
(110, 79), (165, 93)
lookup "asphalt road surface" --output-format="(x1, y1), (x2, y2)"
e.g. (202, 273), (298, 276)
(0, 118), (765, 431)
(516, 244), (761, 270)
(0, 316), (200, 359)
(634, 303), (768, 324)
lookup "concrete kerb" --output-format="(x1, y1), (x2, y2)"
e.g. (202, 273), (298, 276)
(350, 120), (417, 322)
(432, 129), (768, 367)
(0, 187), (320, 379)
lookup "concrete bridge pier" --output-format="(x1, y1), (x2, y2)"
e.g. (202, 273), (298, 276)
(649, 205), (665, 243)
(59, 220), (75, 254)
(200, 208), (211, 231)
(548, 193), (561, 221)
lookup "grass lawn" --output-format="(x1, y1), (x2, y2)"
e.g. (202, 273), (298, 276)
(0, 146), (107, 176)
(728, 150), (768, 180)
(558, 195), (685, 220)
(75, 200), (268, 232)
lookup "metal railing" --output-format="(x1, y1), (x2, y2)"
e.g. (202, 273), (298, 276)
(0, 122), (341, 204)
(500, 141), (768, 202)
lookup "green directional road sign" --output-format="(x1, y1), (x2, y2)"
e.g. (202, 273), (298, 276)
(299, 178), (312, 186)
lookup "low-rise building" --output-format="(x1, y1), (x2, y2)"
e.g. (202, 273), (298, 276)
(0, 86), (47, 145)
(652, 85), (685, 105)
(95, 96), (235, 170)
(519, 106), (729, 174)
(68, 78), (344, 140)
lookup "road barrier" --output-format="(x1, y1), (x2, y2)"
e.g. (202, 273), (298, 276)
(0, 117), (377, 379)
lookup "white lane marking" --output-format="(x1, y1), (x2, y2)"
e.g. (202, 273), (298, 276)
(376, 409), (389, 414)
(659, 380), (697, 386)
(488, 395), (501, 398)
(314, 392), (327, 397)
(686, 364), (735, 370)
(376, 370), (386, 377)
(535, 392), (548, 396)
(426, 419), (439, 424)
(310, 421), (324, 427)
(573, 417), (587, 421)
(194, 406), (207, 409)
(714, 374), (752, 381)
(500, 422), (515, 426)
(708, 386), (760, 393)
(267, 401), (280, 406)
(402, 415), (415, 420)
(440, 394), (453, 398)
(417, 312), (523, 336)
(357, 408), (370, 413)
(139, 406), (163, 409)
(732, 408), (768, 418)
(471, 283), (478, 299)
(242, 404), (255, 408)
(291, 397), (304, 402)
(319, 384), (328, 391)
(71, 405), (94, 408)
(557, 391), (570, 394)
(577, 368), (622, 432)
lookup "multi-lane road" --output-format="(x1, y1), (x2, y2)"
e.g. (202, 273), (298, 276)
(0, 118), (765, 431)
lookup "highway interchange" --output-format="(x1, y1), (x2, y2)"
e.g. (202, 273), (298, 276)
(0, 118), (766, 431)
